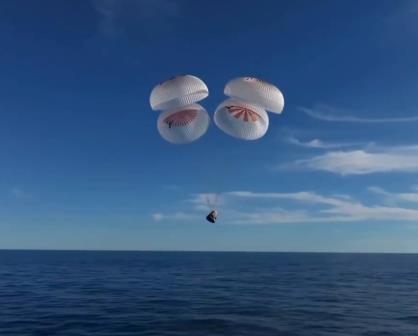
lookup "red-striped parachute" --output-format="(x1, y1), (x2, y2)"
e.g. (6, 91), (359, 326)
(150, 75), (210, 144)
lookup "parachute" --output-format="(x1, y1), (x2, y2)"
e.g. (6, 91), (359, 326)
(150, 75), (209, 111)
(149, 75), (285, 222)
(224, 76), (284, 114)
(150, 75), (210, 145)
(214, 76), (284, 140)
(157, 104), (210, 144)
(214, 98), (269, 140)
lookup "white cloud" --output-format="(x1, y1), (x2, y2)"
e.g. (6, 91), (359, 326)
(367, 186), (388, 195)
(286, 136), (362, 149)
(151, 211), (198, 222)
(224, 190), (418, 224)
(286, 145), (418, 175)
(321, 203), (418, 222)
(300, 105), (418, 123)
(152, 188), (418, 225)
(152, 213), (164, 221)
(230, 209), (314, 225)
(368, 186), (418, 203)
(226, 191), (350, 207)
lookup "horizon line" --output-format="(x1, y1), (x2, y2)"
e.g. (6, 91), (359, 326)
(0, 249), (417, 255)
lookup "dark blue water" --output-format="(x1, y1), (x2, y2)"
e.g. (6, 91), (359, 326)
(1, 251), (418, 335)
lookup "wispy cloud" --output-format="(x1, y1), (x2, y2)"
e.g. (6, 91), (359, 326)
(153, 189), (418, 225)
(225, 191), (350, 207)
(226, 190), (418, 224)
(152, 211), (198, 222)
(152, 213), (164, 221)
(368, 186), (418, 203)
(301, 105), (418, 123)
(284, 144), (418, 175)
(230, 209), (314, 225)
(286, 136), (362, 149)
(92, 0), (181, 38)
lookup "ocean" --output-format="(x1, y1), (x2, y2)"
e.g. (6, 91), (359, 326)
(0, 250), (418, 335)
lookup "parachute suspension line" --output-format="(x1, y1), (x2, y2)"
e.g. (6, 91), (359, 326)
(205, 194), (211, 209)
(204, 192), (218, 210)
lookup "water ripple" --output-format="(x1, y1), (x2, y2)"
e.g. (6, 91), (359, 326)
(1, 251), (418, 335)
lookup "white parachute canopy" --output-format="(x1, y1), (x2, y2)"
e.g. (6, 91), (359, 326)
(214, 99), (269, 140)
(157, 103), (210, 144)
(150, 75), (209, 111)
(224, 77), (284, 114)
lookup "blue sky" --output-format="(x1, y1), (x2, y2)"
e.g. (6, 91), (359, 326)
(1, 0), (418, 252)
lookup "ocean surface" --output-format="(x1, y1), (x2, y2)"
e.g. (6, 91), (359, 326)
(1, 251), (418, 336)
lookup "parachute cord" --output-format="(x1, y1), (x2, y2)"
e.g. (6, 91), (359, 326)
(205, 194), (211, 209)
(204, 192), (219, 210)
